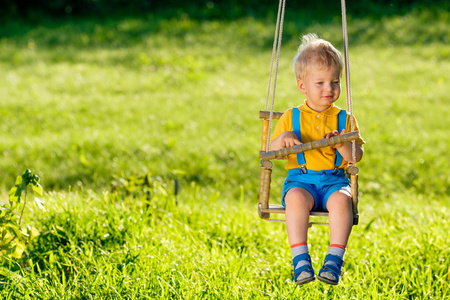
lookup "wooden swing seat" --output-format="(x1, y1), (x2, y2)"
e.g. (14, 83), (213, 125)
(258, 110), (359, 226)
(261, 204), (329, 216)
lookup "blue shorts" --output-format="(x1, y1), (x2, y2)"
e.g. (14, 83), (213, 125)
(281, 168), (350, 212)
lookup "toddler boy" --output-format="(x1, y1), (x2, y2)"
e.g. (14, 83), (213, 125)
(269, 33), (365, 285)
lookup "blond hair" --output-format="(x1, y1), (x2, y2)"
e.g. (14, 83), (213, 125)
(293, 33), (343, 79)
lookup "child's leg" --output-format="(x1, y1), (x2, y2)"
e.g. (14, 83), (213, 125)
(327, 190), (353, 247)
(317, 190), (353, 285)
(285, 187), (315, 245)
(285, 187), (315, 285)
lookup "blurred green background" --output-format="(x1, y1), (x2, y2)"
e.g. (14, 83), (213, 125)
(1, 0), (449, 195)
(1, 0), (449, 19)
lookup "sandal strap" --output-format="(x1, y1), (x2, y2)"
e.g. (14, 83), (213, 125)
(324, 254), (343, 266)
(293, 253), (311, 266)
(320, 254), (343, 276)
(293, 253), (314, 276)
(295, 264), (313, 276)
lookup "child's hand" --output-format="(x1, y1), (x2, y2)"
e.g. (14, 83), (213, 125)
(323, 129), (345, 149)
(278, 131), (301, 159)
(280, 131), (302, 148)
(269, 131), (302, 159)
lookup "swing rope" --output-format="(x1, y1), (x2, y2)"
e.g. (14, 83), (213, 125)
(264, 0), (286, 153)
(340, 0), (357, 164)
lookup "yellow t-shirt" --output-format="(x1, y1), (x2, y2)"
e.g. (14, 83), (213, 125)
(271, 100), (365, 171)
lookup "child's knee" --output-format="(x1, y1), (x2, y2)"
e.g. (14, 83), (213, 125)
(326, 192), (352, 210)
(285, 188), (314, 208)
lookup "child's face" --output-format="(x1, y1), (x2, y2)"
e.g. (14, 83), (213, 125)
(297, 65), (341, 112)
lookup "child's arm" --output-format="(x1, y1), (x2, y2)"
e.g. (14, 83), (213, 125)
(269, 131), (302, 151)
(323, 129), (364, 163)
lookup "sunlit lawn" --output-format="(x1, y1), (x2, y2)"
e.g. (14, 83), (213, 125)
(0, 8), (449, 299)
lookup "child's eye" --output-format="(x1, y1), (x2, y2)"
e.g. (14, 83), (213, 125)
(316, 82), (323, 85)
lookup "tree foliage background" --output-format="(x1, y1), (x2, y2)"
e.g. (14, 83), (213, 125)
(1, 0), (449, 19)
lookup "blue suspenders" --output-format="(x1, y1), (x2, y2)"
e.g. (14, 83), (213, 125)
(335, 109), (347, 166)
(292, 108), (306, 166)
(292, 108), (347, 167)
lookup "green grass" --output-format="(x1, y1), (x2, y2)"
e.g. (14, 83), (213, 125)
(0, 8), (449, 299)
(2, 189), (448, 299)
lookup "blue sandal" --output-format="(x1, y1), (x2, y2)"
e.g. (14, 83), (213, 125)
(317, 254), (344, 285)
(293, 253), (315, 285)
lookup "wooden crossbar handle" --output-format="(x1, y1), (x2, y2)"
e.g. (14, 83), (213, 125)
(260, 131), (359, 161)
(259, 110), (284, 120)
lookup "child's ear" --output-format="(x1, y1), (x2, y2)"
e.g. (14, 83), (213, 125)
(297, 79), (307, 94)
